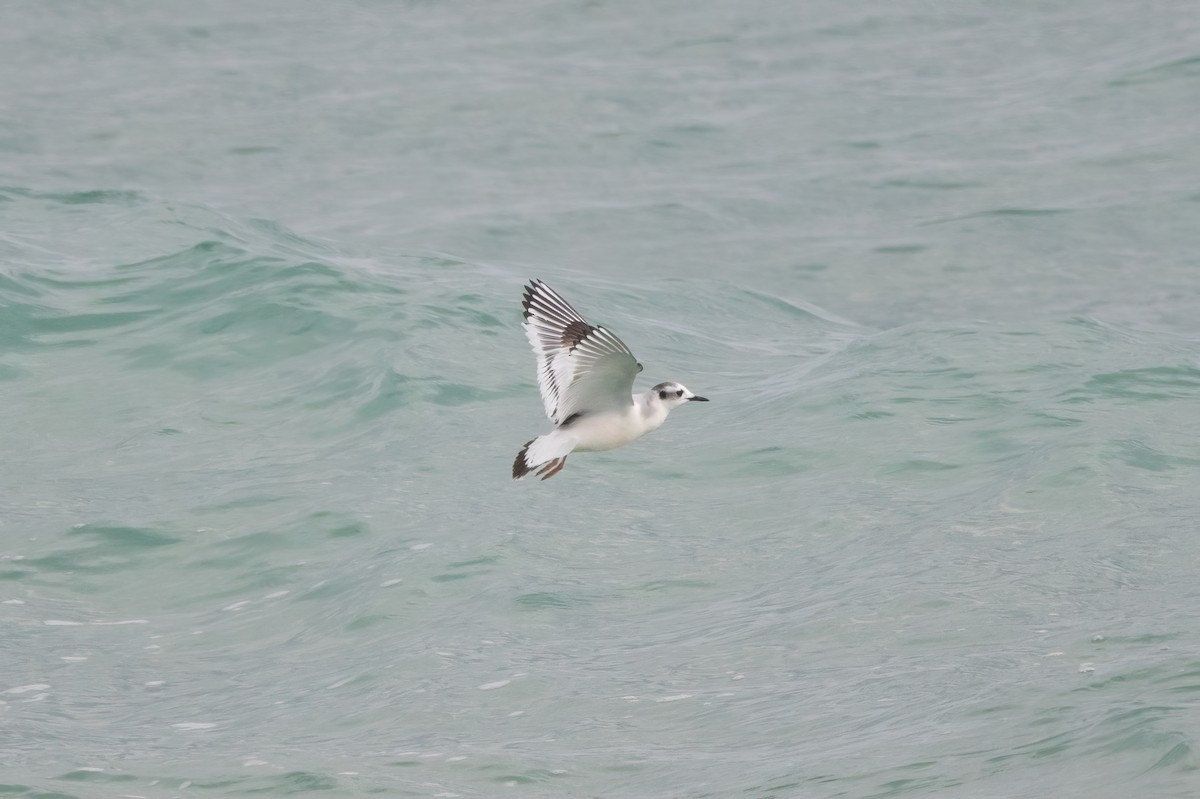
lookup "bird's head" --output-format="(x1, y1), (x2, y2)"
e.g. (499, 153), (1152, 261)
(650, 381), (709, 411)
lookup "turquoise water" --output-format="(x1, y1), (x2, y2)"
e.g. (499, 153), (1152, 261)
(3, 2), (1200, 797)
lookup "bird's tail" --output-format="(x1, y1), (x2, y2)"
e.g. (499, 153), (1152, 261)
(513, 431), (577, 480)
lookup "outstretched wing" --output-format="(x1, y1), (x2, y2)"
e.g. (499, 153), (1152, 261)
(521, 280), (641, 425)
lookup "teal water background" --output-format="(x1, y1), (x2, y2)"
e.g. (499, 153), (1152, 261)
(3, 2), (1200, 797)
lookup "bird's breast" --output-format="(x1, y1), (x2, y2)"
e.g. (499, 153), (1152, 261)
(569, 408), (652, 452)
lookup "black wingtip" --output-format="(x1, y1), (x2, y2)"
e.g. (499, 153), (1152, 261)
(521, 279), (549, 319)
(521, 281), (537, 320)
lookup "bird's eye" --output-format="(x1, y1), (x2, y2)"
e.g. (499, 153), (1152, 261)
(676, 389), (683, 397)
(658, 391), (667, 400)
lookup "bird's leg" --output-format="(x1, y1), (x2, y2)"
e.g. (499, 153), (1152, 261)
(540, 456), (567, 480)
(536, 458), (560, 477)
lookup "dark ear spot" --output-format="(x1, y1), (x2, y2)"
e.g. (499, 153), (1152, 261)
(658, 390), (667, 400)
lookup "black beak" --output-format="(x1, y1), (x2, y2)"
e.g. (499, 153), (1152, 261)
(689, 395), (709, 402)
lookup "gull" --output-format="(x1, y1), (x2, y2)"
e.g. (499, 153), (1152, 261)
(513, 280), (708, 480)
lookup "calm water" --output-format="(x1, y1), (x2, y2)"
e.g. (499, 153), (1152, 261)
(3, 2), (1200, 797)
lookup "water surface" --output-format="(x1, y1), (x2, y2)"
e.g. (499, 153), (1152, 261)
(3, 2), (1200, 797)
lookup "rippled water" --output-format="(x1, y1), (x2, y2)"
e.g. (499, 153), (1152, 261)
(3, 2), (1200, 797)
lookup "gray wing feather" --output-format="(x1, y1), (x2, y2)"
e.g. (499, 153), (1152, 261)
(521, 280), (641, 425)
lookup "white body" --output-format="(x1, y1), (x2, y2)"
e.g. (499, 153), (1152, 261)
(562, 392), (670, 453)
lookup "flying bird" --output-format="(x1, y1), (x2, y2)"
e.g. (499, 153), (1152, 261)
(513, 280), (708, 480)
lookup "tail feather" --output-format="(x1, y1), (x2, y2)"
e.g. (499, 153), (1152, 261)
(513, 431), (576, 480)
(513, 439), (537, 479)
